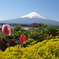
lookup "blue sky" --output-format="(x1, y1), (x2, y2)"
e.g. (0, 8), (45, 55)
(0, 0), (59, 22)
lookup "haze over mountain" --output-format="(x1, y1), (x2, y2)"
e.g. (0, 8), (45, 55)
(0, 12), (59, 26)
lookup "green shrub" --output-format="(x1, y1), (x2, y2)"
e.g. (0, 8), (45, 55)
(28, 23), (47, 27)
(11, 31), (21, 39)
(29, 30), (48, 42)
(0, 30), (2, 33)
(46, 26), (57, 35)
(21, 30), (31, 37)
(10, 25), (26, 39)
(13, 25), (25, 32)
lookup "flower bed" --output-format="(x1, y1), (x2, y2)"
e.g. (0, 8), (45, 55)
(0, 38), (59, 59)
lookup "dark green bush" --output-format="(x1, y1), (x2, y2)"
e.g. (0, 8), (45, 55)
(11, 31), (21, 39)
(29, 30), (47, 42)
(21, 30), (31, 37)
(13, 25), (25, 32)
(11, 25), (26, 39)
(45, 26), (57, 35)
(0, 30), (2, 33)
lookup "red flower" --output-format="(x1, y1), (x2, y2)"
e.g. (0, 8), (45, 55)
(20, 35), (26, 43)
(2, 24), (12, 35)
(0, 27), (2, 30)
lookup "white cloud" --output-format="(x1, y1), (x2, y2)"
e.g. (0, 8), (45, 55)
(0, 18), (6, 21)
(0, 18), (3, 20)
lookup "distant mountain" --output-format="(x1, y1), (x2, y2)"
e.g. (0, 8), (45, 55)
(0, 12), (59, 26)
(21, 12), (46, 19)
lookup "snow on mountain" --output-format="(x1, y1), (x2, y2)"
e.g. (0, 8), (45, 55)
(21, 12), (46, 19)
(0, 12), (59, 26)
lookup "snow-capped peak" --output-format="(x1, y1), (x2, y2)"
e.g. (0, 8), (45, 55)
(21, 12), (46, 19)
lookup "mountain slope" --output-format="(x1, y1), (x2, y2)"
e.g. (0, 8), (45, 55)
(0, 12), (59, 25)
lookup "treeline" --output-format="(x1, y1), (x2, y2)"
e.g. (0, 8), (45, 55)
(0, 23), (28, 27)
(0, 23), (59, 27)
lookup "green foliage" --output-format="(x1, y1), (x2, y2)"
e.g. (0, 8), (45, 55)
(11, 31), (21, 39)
(28, 23), (40, 27)
(13, 25), (25, 32)
(21, 30), (31, 37)
(0, 30), (2, 33)
(0, 30), (3, 38)
(10, 25), (26, 39)
(11, 24), (59, 41)
(47, 26), (57, 32)
(1, 23), (59, 42)
(56, 27), (59, 34)
(29, 30), (47, 41)
(45, 26), (57, 35)
(28, 23), (47, 27)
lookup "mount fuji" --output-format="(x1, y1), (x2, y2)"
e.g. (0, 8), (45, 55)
(21, 12), (46, 19)
(0, 12), (59, 26)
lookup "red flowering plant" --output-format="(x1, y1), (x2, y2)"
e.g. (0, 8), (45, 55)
(2, 24), (12, 50)
(20, 34), (26, 47)
(2, 24), (12, 36)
